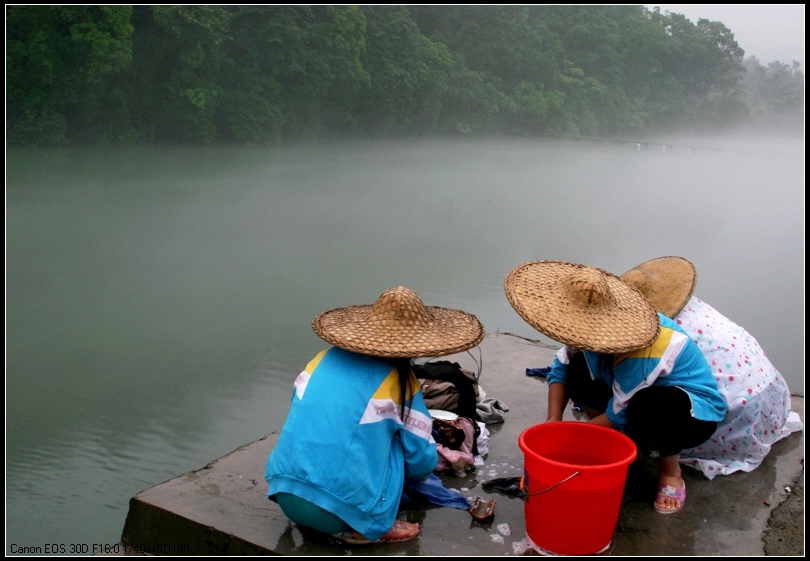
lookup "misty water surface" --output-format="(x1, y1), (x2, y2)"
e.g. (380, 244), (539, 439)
(6, 134), (804, 553)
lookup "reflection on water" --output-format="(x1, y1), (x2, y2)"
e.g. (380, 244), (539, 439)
(6, 135), (804, 552)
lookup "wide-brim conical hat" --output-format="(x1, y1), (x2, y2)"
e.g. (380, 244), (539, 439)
(504, 260), (659, 354)
(620, 256), (697, 318)
(312, 286), (485, 358)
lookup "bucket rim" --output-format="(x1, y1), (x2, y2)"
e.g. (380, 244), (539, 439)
(518, 421), (637, 468)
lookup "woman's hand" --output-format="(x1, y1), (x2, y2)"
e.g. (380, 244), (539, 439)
(546, 382), (568, 422)
(588, 412), (614, 429)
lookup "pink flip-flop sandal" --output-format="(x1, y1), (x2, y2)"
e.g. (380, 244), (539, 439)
(341, 520), (420, 545)
(654, 479), (686, 514)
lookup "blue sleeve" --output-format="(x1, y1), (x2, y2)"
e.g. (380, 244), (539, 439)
(400, 383), (438, 481)
(546, 346), (577, 386)
(604, 398), (628, 431)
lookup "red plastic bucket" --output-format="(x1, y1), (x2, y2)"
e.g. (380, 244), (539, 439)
(518, 421), (637, 555)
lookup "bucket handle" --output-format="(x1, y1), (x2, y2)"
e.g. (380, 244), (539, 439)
(525, 471), (579, 497)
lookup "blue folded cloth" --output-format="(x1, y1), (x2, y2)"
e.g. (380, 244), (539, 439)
(401, 473), (471, 510)
(526, 367), (551, 378)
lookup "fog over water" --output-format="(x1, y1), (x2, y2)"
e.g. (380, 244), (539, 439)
(5, 133), (804, 552)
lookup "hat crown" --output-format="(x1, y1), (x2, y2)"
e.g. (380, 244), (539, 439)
(367, 286), (432, 328)
(562, 267), (616, 309)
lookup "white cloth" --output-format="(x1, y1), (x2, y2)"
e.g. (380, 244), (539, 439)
(475, 421), (490, 463)
(675, 297), (803, 479)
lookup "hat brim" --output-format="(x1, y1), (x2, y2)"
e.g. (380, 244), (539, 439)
(505, 260), (660, 354)
(312, 305), (484, 358)
(620, 256), (696, 318)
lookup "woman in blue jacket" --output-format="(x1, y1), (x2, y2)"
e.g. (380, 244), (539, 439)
(504, 261), (726, 515)
(265, 286), (484, 544)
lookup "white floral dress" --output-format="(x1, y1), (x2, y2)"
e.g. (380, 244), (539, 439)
(676, 297), (803, 479)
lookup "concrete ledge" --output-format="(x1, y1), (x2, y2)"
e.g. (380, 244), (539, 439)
(120, 333), (805, 556)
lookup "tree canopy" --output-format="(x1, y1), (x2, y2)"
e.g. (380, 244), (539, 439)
(6, 5), (804, 147)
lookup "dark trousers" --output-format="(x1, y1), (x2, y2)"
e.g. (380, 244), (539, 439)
(566, 352), (717, 458)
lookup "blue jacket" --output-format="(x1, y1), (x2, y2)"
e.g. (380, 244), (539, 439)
(546, 313), (727, 431)
(265, 347), (438, 541)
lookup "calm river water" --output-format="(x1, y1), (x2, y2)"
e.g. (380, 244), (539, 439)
(6, 134), (804, 553)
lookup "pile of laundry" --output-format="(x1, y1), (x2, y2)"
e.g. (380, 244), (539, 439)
(400, 360), (510, 518)
(415, 360), (509, 475)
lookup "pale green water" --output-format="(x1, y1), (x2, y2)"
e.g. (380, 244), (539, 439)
(6, 135), (804, 553)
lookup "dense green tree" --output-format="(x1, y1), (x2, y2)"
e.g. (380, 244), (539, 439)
(215, 6), (303, 144)
(742, 57), (805, 131)
(536, 5), (620, 81)
(540, 6), (662, 133)
(281, 5), (370, 137)
(6, 5), (134, 145)
(446, 6), (557, 88)
(649, 9), (746, 126)
(5, 5), (801, 147)
(129, 5), (230, 144)
(355, 6), (454, 135)
(500, 80), (564, 134)
(218, 5), (369, 141)
(412, 5), (566, 133)
(435, 64), (507, 135)
(620, 10), (668, 92)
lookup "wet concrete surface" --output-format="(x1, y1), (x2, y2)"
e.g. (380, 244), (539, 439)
(119, 333), (805, 556)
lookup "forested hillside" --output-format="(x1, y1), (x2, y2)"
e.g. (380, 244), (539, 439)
(6, 5), (804, 147)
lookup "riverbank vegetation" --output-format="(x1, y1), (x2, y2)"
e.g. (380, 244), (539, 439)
(6, 5), (804, 147)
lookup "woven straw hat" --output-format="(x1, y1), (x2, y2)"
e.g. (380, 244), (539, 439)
(620, 256), (697, 318)
(311, 286), (485, 358)
(504, 260), (660, 354)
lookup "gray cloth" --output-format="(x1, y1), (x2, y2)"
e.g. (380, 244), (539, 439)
(476, 398), (509, 424)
